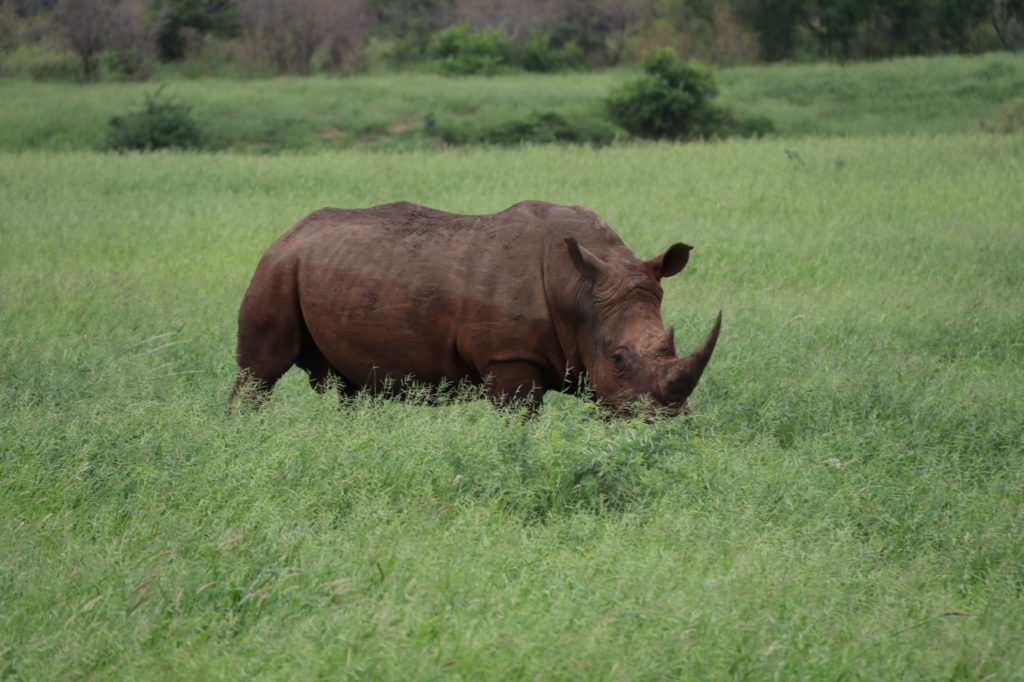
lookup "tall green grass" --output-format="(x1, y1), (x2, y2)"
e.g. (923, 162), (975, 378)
(1, 136), (1023, 678)
(0, 51), (1022, 152)
(0, 72), (619, 152)
(719, 51), (1024, 137)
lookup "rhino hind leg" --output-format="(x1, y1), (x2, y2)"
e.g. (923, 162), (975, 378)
(227, 368), (275, 413)
(227, 331), (299, 412)
(227, 281), (304, 413)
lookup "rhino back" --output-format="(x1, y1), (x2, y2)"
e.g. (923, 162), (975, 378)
(258, 201), (626, 386)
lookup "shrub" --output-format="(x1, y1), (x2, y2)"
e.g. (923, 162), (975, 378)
(607, 48), (736, 141)
(433, 111), (618, 147)
(98, 49), (148, 80)
(521, 31), (585, 72)
(106, 87), (204, 151)
(429, 23), (515, 76)
(477, 112), (617, 146)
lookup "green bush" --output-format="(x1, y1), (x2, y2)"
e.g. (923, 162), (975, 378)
(106, 87), (204, 151)
(429, 23), (515, 75)
(607, 49), (735, 140)
(477, 112), (617, 146)
(433, 111), (618, 147)
(522, 31), (586, 72)
(98, 50), (149, 81)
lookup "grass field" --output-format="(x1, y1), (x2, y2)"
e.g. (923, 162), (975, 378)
(2, 134), (1022, 678)
(0, 51), (1022, 152)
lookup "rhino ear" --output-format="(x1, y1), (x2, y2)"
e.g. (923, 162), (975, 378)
(565, 237), (612, 282)
(648, 242), (692, 280)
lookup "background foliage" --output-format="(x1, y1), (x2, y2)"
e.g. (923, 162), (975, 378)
(0, 51), (1020, 152)
(1, 0), (1021, 80)
(428, 22), (516, 75)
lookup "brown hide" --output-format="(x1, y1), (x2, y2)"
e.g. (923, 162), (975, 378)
(229, 200), (719, 415)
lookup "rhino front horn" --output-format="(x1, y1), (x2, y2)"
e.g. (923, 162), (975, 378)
(666, 311), (722, 400)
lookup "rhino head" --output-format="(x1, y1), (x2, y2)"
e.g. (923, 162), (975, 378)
(565, 237), (721, 417)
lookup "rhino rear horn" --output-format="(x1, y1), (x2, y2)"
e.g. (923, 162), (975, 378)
(666, 311), (722, 400)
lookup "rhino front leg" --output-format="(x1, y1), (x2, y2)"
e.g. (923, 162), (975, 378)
(484, 361), (547, 414)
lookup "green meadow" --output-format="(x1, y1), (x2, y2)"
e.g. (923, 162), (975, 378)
(3, 48), (1024, 678)
(1, 51), (1022, 152)
(2, 134), (1022, 678)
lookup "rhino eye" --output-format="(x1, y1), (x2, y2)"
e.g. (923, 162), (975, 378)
(611, 352), (626, 372)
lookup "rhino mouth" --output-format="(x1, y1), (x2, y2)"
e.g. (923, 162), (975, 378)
(604, 394), (689, 421)
(608, 312), (722, 420)
(644, 397), (690, 422)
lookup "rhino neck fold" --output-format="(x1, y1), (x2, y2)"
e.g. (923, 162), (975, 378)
(542, 244), (591, 389)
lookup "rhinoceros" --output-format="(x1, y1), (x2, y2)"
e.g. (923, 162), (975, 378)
(228, 200), (720, 416)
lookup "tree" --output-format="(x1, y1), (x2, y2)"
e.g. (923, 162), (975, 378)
(372, 0), (453, 63)
(5, 0), (58, 17)
(237, 0), (369, 73)
(0, 0), (16, 52)
(734, 0), (1024, 59)
(452, 0), (546, 41)
(110, 0), (157, 71)
(990, 0), (1024, 48)
(595, 0), (657, 63)
(429, 22), (515, 74)
(53, 0), (112, 79)
(799, 0), (874, 58)
(735, 0), (806, 60)
(155, 0), (239, 61)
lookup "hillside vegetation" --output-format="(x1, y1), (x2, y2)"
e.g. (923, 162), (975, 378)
(3, 0), (1021, 82)
(0, 51), (1022, 152)
(2, 136), (1022, 677)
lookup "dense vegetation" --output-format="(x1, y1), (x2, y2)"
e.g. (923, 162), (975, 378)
(3, 1), (1020, 149)
(2, 135), (1022, 678)
(1, 0), (1022, 81)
